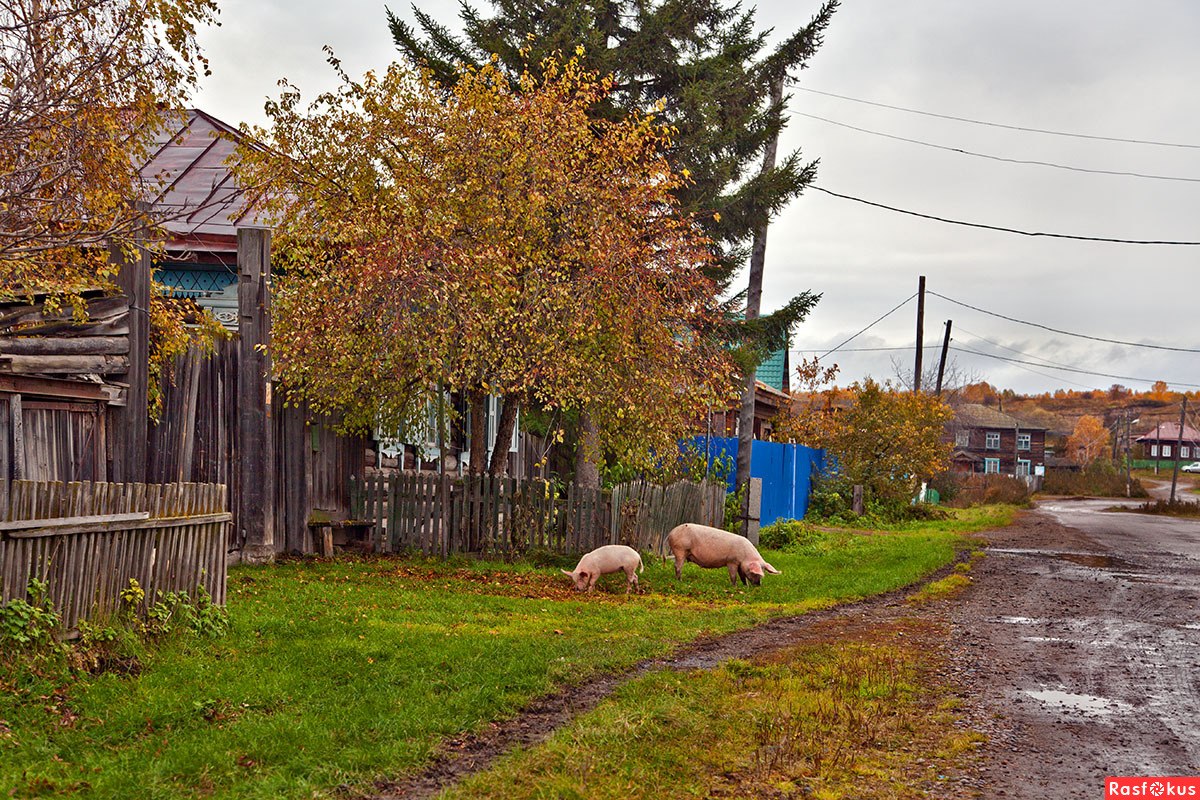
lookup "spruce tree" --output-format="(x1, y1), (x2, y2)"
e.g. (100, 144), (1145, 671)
(389, 0), (835, 339)
(389, 0), (837, 496)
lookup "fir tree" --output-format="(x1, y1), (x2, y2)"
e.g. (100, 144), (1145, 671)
(388, 0), (837, 354)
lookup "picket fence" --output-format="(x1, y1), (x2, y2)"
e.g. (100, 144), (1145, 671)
(0, 480), (230, 629)
(350, 474), (725, 557)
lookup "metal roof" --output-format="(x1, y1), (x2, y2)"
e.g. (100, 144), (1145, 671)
(140, 109), (264, 253)
(1135, 422), (1200, 443)
(756, 348), (788, 393)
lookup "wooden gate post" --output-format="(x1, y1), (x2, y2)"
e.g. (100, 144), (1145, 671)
(746, 477), (762, 545)
(109, 228), (150, 483)
(237, 227), (276, 564)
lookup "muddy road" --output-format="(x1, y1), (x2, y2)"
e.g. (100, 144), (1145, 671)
(955, 501), (1200, 797)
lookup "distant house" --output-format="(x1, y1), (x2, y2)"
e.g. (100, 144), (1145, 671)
(1135, 423), (1200, 463)
(947, 403), (1047, 477)
(142, 109), (265, 327)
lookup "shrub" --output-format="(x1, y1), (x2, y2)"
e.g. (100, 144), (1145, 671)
(949, 475), (1032, 507)
(1134, 498), (1200, 517)
(1042, 462), (1148, 498)
(757, 520), (849, 553)
(0, 578), (61, 650)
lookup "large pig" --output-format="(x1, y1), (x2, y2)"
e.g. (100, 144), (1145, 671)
(665, 523), (781, 587)
(561, 545), (644, 594)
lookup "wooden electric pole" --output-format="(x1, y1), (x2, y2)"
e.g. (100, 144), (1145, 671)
(935, 319), (953, 396)
(1170, 397), (1187, 503)
(913, 275), (926, 393)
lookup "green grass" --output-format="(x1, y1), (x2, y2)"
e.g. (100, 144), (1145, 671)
(810, 503), (1017, 535)
(0, 509), (1002, 799)
(441, 618), (982, 800)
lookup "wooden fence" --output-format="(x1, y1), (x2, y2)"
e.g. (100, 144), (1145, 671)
(0, 480), (230, 630)
(611, 479), (726, 555)
(351, 474), (724, 557)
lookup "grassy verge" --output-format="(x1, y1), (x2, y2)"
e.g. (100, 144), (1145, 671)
(442, 616), (981, 800)
(1, 508), (1003, 799)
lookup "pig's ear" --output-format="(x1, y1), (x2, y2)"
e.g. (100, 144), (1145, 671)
(560, 569), (573, 577)
(762, 561), (781, 575)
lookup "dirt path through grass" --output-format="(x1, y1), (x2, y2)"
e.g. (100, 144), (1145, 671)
(367, 555), (974, 800)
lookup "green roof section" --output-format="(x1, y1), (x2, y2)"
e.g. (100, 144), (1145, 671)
(757, 348), (788, 392)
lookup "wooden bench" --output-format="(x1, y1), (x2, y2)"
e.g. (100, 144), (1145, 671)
(308, 517), (375, 556)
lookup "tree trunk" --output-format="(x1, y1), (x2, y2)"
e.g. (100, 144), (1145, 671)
(734, 76), (784, 537)
(488, 396), (519, 477)
(574, 412), (601, 489)
(468, 389), (487, 476)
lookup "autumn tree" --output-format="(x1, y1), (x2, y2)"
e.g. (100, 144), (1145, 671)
(391, 1), (835, 489)
(235, 55), (736, 475)
(821, 379), (953, 505)
(770, 357), (842, 446)
(0, 0), (218, 302)
(1068, 415), (1111, 465)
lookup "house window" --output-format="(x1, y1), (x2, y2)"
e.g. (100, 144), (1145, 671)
(1017, 433), (1031, 451)
(1182, 446), (1191, 459)
(984, 458), (1000, 474)
(955, 430), (970, 447)
(1151, 444), (1159, 457)
(1016, 459), (1031, 477)
(985, 432), (1000, 449)
(1163, 445), (1172, 458)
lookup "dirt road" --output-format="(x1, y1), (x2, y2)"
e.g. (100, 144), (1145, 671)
(954, 501), (1200, 797)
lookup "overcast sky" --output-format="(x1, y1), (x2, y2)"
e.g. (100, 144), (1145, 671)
(193, 0), (1200, 395)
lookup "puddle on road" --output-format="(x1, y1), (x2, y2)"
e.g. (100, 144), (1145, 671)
(1022, 635), (1070, 643)
(989, 548), (1139, 571)
(1024, 689), (1129, 717)
(994, 616), (1044, 625)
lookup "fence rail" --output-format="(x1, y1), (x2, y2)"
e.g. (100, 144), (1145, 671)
(351, 474), (724, 557)
(0, 480), (229, 630)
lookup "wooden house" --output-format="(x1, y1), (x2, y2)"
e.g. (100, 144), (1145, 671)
(1135, 422), (1200, 463)
(947, 403), (1047, 478)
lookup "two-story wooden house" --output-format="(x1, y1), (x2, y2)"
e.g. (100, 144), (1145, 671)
(947, 403), (1047, 478)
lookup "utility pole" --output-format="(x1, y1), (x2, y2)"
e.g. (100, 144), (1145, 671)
(935, 319), (952, 396)
(734, 75), (784, 542)
(913, 275), (926, 393)
(1170, 398), (1187, 503)
(1125, 412), (1132, 498)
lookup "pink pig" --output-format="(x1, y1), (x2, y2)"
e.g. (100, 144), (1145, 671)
(561, 545), (644, 594)
(666, 523), (781, 587)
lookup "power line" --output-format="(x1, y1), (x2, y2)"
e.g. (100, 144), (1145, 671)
(954, 325), (1102, 373)
(797, 86), (1200, 150)
(951, 326), (1115, 389)
(796, 113), (1200, 184)
(818, 293), (916, 359)
(811, 186), (1200, 246)
(950, 345), (1200, 389)
(931, 291), (1200, 353)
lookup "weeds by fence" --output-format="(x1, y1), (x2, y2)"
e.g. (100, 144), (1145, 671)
(0, 481), (229, 630)
(350, 474), (725, 557)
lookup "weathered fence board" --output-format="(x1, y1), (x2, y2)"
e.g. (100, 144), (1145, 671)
(0, 480), (229, 629)
(610, 479), (725, 555)
(351, 474), (721, 557)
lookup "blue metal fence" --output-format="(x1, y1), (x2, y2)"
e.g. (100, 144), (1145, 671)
(689, 436), (825, 526)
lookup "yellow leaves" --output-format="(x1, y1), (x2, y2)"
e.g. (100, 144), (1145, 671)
(239, 49), (729, 447)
